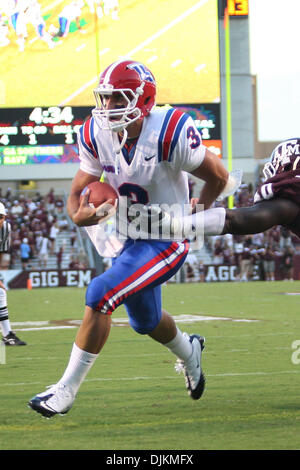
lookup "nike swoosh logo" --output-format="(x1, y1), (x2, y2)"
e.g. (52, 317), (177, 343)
(144, 154), (156, 161)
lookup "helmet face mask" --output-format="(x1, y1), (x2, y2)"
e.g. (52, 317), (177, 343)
(93, 87), (142, 132)
(92, 59), (156, 133)
(262, 161), (276, 180)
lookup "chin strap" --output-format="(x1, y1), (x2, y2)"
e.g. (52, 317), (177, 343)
(112, 128), (128, 175)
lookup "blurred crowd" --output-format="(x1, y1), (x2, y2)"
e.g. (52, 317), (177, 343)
(0, 187), (88, 271)
(1, 180), (299, 279)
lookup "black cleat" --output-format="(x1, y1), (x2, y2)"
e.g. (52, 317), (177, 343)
(2, 331), (26, 346)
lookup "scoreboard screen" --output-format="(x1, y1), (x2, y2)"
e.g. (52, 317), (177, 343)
(0, 103), (222, 164)
(0, 0), (220, 108)
(0, 103), (221, 153)
(0, 0), (222, 166)
(0, 106), (92, 147)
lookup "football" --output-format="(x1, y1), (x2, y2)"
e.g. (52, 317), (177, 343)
(81, 181), (118, 208)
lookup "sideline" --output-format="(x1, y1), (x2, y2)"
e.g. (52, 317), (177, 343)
(11, 314), (259, 331)
(2, 369), (300, 388)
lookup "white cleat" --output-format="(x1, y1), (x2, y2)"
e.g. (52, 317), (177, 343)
(28, 383), (74, 418)
(175, 333), (206, 400)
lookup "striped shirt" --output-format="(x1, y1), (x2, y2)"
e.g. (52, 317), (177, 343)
(0, 220), (11, 253)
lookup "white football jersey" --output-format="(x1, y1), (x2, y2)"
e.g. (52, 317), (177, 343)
(59, 3), (82, 20)
(78, 106), (206, 256)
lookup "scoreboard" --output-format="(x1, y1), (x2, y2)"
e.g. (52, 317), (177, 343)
(0, 106), (92, 147)
(0, 0), (222, 170)
(0, 104), (222, 163)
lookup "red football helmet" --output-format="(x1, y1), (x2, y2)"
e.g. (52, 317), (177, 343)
(92, 59), (156, 132)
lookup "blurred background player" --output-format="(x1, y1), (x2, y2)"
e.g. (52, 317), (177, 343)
(25, 0), (55, 49)
(86, 0), (119, 20)
(8, 0), (30, 52)
(0, 202), (26, 346)
(85, 0), (105, 18)
(102, 0), (119, 20)
(54, 0), (84, 38)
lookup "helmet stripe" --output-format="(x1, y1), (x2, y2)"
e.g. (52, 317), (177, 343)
(102, 59), (127, 85)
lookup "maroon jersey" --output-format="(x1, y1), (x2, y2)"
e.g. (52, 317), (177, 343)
(254, 138), (300, 238)
(254, 170), (300, 206)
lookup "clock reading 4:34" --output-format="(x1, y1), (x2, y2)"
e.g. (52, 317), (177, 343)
(28, 106), (74, 125)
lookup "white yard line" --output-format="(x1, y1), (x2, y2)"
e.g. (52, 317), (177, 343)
(2, 369), (300, 388)
(171, 59), (182, 68)
(11, 314), (259, 332)
(146, 55), (158, 64)
(195, 63), (206, 72)
(100, 47), (110, 56)
(59, 0), (209, 105)
(3, 346), (293, 364)
(76, 44), (86, 52)
(13, 326), (77, 331)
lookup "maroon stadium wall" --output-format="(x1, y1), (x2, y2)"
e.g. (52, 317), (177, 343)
(1, 254), (300, 289)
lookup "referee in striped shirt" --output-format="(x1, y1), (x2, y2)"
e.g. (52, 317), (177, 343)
(0, 202), (26, 346)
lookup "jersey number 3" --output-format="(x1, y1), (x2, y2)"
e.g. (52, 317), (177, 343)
(118, 182), (149, 205)
(187, 126), (201, 149)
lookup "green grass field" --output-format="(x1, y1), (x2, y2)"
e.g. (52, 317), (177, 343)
(1, 281), (300, 450)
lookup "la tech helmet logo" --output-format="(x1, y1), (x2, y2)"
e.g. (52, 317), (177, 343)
(127, 63), (156, 84)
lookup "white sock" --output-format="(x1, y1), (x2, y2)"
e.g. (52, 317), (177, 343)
(0, 287), (11, 336)
(0, 319), (11, 337)
(164, 328), (192, 361)
(58, 343), (98, 395)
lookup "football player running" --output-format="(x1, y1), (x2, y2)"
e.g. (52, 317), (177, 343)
(28, 59), (229, 418)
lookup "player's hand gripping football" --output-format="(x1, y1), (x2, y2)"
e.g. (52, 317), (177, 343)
(73, 189), (118, 227)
